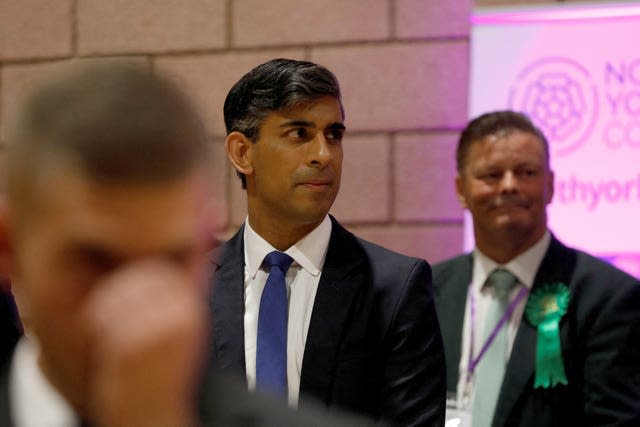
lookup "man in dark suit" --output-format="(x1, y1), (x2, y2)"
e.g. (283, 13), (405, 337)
(0, 59), (375, 427)
(433, 110), (640, 427)
(211, 58), (446, 426)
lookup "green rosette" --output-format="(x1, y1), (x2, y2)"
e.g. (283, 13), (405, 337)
(525, 283), (570, 388)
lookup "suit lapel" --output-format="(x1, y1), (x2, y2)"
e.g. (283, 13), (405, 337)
(434, 255), (473, 393)
(493, 236), (576, 427)
(299, 218), (366, 402)
(210, 227), (247, 377)
(492, 315), (536, 427)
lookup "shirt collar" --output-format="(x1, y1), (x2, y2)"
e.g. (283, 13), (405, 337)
(243, 215), (332, 279)
(10, 337), (79, 427)
(472, 231), (551, 292)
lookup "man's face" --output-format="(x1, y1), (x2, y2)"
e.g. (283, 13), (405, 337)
(456, 130), (554, 248)
(5, 164), (213, 410)
(246, 96), (344, 229)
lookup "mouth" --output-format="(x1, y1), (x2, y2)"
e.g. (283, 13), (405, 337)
(491, 203), (530, 217)
(300, 180), (332, 190)
(491, 196), (529, 211)
(494, 202), (527, 209)
(297, 174), (333, 186)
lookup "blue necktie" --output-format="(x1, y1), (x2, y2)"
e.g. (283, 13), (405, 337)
(256, 251), (293, 396)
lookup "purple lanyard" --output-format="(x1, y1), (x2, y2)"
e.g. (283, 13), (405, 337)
(466, 284), (529, 382)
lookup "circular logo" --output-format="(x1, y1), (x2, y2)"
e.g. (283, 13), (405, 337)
(509, 57), (598, 156)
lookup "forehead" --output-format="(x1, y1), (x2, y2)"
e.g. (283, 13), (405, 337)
(467, 130), (547, 166)
(268, 96), (343, 124)
(25, 163), (212, 256)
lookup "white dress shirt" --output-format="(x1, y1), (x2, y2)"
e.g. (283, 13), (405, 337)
(9, 337), (79, 427)
(456, 231), (551, 409)
(243, 215), (331, 407)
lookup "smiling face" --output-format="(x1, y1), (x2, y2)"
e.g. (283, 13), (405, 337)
(236, 96), (344, 246)
(456, 130), (554, 261)
(4, 162), (213, 411)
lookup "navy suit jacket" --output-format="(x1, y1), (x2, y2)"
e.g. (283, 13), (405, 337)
(209, 216), (446, 426)
(433, 235), (640, 427)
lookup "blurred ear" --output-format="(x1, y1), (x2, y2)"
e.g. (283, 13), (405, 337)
(225, 131), (254, 178)
(455, 175), (469, 210)
(0, 200), (14, 280)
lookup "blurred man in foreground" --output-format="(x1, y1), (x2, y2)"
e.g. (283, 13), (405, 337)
(0, 61), (215, 426)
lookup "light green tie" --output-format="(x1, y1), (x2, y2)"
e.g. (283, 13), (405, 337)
(472, 269), (517, 427)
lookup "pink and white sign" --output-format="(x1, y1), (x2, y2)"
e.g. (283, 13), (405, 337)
(469, 2), (640, 278)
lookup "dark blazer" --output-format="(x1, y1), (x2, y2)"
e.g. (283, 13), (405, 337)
(0, 343), (375, 427)
(0, 286), (22, 368)
(433, 235), (640, 427)
(209, 216), (447, 426)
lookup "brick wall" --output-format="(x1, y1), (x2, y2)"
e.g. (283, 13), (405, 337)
(1, 0), (484, 265)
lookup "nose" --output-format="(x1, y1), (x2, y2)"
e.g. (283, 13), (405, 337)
(307, 133), (332, 167)
(500, 171), (518, 193)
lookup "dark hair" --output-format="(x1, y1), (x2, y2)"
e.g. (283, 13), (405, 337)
(456, 110), (550, 174)
(6, 60), (210, 216)
(223, 58), (343, 188)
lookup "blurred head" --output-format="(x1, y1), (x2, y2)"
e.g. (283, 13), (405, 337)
(0, 61), (215, 412)
(455, 111), (554, 261)
(223, 58), (344, 189)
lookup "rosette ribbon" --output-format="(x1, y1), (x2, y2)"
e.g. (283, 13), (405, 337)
(525, 283), (570, 388)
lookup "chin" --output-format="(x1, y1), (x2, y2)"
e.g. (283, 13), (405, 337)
(491, 217), (532, 233)
(298, 200), (333, 217)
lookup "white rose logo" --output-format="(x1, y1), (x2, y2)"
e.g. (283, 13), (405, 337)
(509, 57), (598, 156)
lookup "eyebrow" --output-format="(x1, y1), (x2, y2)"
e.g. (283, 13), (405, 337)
(280, 120), (346, 131)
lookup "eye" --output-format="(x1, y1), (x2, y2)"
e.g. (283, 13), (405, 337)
(516, 167), (539, 178)
(165, 248), (196, 268)
(478, 171), (501, 181)
(68, 245), (123, 279)
(286, 127), (310, 141)
(325, 128), (344, 143)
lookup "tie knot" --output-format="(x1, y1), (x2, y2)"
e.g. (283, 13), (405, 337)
(263, 251), (294, 273)
(488, 268), (517, 301)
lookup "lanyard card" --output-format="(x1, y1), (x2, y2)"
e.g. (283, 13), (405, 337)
(445, 393), (472, 427)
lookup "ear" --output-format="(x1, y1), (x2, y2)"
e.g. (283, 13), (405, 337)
(0, 200), (14, 281)
(455, 174), (469, 210)
(225, 131), (254, 178)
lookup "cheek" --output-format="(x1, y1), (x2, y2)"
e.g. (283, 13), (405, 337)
(466, 183), (495, 206)
(27, 271), (88, 342)
(523, 182), (550, 204)
(334, 156), (343, 180)
(186, 254), (210, 293)
(333, 146), (343, 164)
(17, 249), (92, 335)
(255, 156), (289, 186)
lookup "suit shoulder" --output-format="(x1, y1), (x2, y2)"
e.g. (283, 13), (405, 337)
(432, 254), (471, 279)
(209, 228), (243, 270)
(330, 216), (427, 267)
(542, 239), (639, 313)
(571, 247), (639, 287)
(355, 235), (429, 271)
